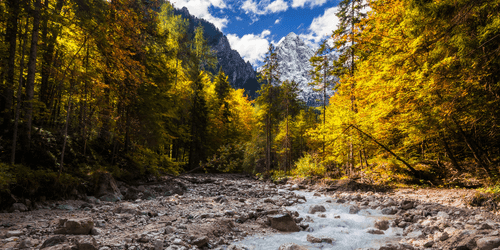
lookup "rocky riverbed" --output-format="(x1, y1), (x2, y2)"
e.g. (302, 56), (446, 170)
(1, 174), (499, 250)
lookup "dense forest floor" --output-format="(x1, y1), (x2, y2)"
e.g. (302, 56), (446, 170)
(1, 174), (500, 250)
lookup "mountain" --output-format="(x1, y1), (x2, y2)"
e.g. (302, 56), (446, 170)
(174, 7), (260, 98)
(274, 32), (335, 106)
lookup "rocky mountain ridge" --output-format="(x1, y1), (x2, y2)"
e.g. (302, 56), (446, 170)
(175, 7), (260, 98)
(275, 32), (336, 106)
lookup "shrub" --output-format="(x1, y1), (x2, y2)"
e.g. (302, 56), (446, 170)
(292, 153), (326, 177)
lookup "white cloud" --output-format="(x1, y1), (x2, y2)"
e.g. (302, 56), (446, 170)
(241, 0), (289, 15)
(292, 0), (327, 8)
(266, 0), (288, 13)
(174, 0), (229, 30)
(274, 18), (281, 24)
(299, 6), (339, 47)
(227, 30), (271, 67)
(235, 16), (243, 21)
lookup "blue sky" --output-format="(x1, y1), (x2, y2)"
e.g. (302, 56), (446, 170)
(172, 0), (341, 68)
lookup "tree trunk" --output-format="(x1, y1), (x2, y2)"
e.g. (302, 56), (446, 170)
(1, 0), (20, 130)
(59, 72), (75, 176)
(439, 131), (463, 172)
(23, 0), (42, 151)
(40, 0), (65, 111)
(11, 19), (30, 165)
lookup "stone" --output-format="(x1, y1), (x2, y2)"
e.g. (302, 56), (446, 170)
(291, 185), (299, 190)
(437, 211), (450, 219)
(77, 236), (99, 250)
(375, 220), (390, 231)
(477, 237), (500, 250)
(308, 205), (326, 214)
(95, 173), (122, 200)
(477, 223), (494, 230)
(267, 213), (300, 232)
(406, 230), (423, 239)
(90, 228), (101, 235)
(18, 239), (32, 249)
(191, 236), (209, 247)
(10, 203), (28, 212)
(367, 228), (385, 235)
(348, 205), (360, 214)
(423, 240), (434, 248)
(381, 207), (397, 215)
(6, 230), (23, 237)
(41, 235), (68, 249)
(306, 234), (334, 244)
(54, 218), (94, 235)
(278, 243), (309, 250)
(318, 214), (326, 218)
(400, 200), (414, 210)
(435, 231), (449, 241)
(154, 239), (163, 250)
(113, 203), (139, 215)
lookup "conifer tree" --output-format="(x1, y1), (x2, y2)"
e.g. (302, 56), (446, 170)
(310, 39), (335, 160)
(257, 43), (281, 172)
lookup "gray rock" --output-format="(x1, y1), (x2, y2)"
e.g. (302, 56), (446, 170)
(423, 240), (434, 248)
(95, 172), (122, 200)
(477, 223), (494, 230)
(477, 237), (500, 250)
(154, 239), (163, 250)
(348, 205), (360, 214)
(400, 200), (414, 210)
(113, 203), (139, 215)
(268, 213), (300, 232)
(6, 230), (23, 237)
(77, 236), (99, 250)
(191, 236), (209, 247)
(381, 207), (397, 215)
(306, 234), (334, 243)
(367, 228), (385, 235)
(54, 218), (94, 235)
(375, 220), (390, 231)
(18, 239), (32, 249)
(406, 230), (423, 239)
(308, 205), (326, 214)
(10, 203), (28, 212)
(435, 231), (449, 241)
(41, 235), (68, 249)
(278, 243), (309, 250)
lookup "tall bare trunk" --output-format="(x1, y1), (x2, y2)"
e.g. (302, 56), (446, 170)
(23, 0), (42, 151)
(1, 0), (20, 130)
(11, 19), (30, 165)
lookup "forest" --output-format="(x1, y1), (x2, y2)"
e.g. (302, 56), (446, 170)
(0, 0), (499, 203)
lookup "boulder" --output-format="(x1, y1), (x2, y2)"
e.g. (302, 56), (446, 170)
(381, 207), (397, 215)
(41, 236), (68, 249)
(477, 237), (500, 250)
(348, 205), (360, 214)
(278, 243), (309, 250)
(308, 205), (326, 214)
(77, 236), (99, 250)
(191, 236), (209, 247)
(375, 220), (390, 231)
(267, 214), (300, 232)
(10, 203), (28, 212)
(367, 228), (385, 235)
(113, 202), (139, 215)
(306, 234), (334, 244)
(400, 200), (414, 210)
(54, 218), (94, 235)
(95, 172), (122, 200)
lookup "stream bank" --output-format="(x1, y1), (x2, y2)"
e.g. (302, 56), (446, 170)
(1, 174), (499, 250)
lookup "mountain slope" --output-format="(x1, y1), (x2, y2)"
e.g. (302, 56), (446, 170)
(174, 7), (260, 98)
(275, 32), (335, 106)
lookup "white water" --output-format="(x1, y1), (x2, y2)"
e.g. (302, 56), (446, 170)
(233, 190), (403, 250)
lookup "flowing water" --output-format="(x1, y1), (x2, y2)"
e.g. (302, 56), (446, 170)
(233, 190), (403, 249)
